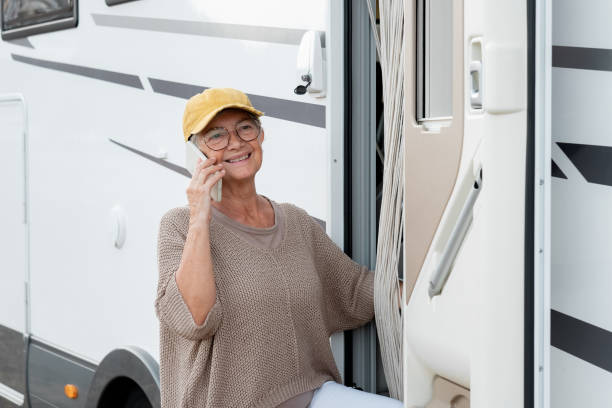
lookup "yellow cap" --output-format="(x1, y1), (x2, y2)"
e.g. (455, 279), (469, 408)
(182, 88), (264, 142)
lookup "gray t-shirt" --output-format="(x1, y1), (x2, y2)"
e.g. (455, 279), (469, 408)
(211, 197), (284, 250)
(211, 197), (316, 407)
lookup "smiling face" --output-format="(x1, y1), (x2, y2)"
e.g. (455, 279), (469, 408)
(195, 108), (264, 183)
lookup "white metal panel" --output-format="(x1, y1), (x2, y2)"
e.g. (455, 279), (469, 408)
(551, 68), (612, 148)
(20, 0), (328, 109)
(257, 117), (327, 219)
(553, 0), (612, 49)
(550, 347), (612, 408)
(87, 0), (328, 32)
(551, 175), (612, 332)
(0, 99), (26, 334)
(550, 0), (612, 405)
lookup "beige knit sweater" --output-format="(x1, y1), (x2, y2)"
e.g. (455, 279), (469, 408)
(155, 202), (375, 407)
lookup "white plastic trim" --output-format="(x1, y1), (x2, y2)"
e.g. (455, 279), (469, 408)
(0, 382), (25, 406)
(534, 0), (552, 406)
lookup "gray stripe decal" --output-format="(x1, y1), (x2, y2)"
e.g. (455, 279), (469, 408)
(105, 0), (139, 5)
(149, 78), (326, 128)
(11, 54), (143, 89)
(551, 309), (612, 374)
(147, 78), (205, 100)
(7, 37), (33, 48)
(553, 46), (612, 72)
(91, 13), (324, 47)
(557, 142), (612, 187)
(108, 138), (191, 178)
(29, 338), (97, 371)
(551, 159), (567, 179)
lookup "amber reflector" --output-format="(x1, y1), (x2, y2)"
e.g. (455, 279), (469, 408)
(64, 384), (78, 399)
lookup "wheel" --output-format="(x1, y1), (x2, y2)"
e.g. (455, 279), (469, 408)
(123, 386), (152, 408)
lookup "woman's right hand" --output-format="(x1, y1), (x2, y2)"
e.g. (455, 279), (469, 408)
(186, 157), (225, 227)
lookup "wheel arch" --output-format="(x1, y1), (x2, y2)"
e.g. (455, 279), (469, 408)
(85, 346), (160, 408)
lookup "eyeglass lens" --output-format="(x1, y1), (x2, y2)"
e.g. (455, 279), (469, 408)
(202, 119), (260, 150)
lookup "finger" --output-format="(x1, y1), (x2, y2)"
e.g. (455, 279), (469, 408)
(197, 156), (216, 171)
(202, 168), (225, 190)
(189, 157), (214, 184)
(199, 160), (220, 176)
(195, 159), (217, 179)
(196, 163), (224, 186)
(187, 166), (213, 197)
(199, 163), (224, 178)
(190, 158), (217, 186)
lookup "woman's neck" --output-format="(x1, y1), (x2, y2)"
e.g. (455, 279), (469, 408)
(212, 179), (274, 227)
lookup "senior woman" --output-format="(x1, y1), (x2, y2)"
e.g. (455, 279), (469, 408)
(155, 88), (402, 408)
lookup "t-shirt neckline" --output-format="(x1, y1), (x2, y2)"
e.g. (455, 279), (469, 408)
(210, 196), (287, 251)
(211, 195), (278, 235)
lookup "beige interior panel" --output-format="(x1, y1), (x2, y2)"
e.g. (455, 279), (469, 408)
(403, 0), (464, 303)
(426, 376), (470, 408)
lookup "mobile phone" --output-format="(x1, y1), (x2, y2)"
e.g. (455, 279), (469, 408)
(185, 138), (222, 202)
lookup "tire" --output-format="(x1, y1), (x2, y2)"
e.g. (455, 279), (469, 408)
(123, 386), (152, 408)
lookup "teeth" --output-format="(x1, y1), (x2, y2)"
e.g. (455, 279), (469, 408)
(228, 154), (249, 163)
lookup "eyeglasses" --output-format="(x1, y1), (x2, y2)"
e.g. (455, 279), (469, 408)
(197, 118), (261, 151)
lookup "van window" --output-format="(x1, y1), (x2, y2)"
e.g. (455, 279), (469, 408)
(416, 0), (453, 121)
(1, 0), (77, 40)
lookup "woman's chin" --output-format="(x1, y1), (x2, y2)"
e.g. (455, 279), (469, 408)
(223, 169), (256, 183)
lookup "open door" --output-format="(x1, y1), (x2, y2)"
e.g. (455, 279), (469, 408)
(402, 1), (531, 406)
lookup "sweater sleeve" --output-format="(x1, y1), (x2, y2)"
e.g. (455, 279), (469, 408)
(154, 209), (223, 341)
(305, 212), (375, 334)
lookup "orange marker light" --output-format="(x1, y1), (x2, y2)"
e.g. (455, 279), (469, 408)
(64, 384), (78, 399)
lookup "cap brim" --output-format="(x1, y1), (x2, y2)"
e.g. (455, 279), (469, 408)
(186, 104), (264, 141)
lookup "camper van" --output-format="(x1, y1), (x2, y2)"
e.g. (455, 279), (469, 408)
(1, 0), (610, 407)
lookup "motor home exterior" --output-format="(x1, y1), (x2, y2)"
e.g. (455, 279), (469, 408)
(1, 0), (610, 407)
(0, 1), (379, 406)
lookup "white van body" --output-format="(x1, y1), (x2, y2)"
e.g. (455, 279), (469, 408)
(3, 0), (612, 407)
(0, 0), (347, 406)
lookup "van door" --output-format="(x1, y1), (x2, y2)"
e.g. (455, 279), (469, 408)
(402, 0), (530, 406)
(0, 94), (28, 407)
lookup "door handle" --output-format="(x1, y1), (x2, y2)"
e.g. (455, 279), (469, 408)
(469, 60), (483, 109)
(428, 168), (483, 298)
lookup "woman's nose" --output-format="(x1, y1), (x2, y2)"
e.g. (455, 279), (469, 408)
(226, 129), (244, 149)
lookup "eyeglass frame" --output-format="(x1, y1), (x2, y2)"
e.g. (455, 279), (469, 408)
(192, 114), (262, 151)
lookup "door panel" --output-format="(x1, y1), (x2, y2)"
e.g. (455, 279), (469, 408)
(403, 1), (528, 407)
(0, 96), (27, 405)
